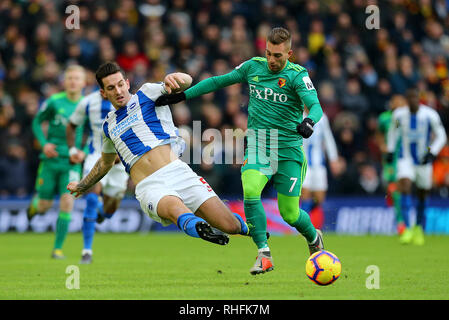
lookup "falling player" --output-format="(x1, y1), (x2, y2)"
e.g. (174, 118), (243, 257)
(66, 90), (129, 264)
(28, 65), (86, 259)
(155, 27), (325, 275)
(386, 88), (447, 245)
(67, 62), (249, 247)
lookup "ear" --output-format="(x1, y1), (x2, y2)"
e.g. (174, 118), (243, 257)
(287, 49), (293, 58)
(100, 89), (107, 99)
(126, 79), (130, 90)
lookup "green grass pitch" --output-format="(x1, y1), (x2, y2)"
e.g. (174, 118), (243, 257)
(1, 232), (448, 300)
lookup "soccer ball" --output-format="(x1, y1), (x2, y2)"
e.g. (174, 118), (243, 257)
(306, 250), (341, 286)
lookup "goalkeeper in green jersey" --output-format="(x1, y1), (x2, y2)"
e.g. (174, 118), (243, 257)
(375, 95), (406, 235)
(155, 27), (325, 275)
(28, 65), (86, 259)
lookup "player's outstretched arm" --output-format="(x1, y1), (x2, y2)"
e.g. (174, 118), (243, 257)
(155, 68), (244, 106)
(67, 152), (116, 198)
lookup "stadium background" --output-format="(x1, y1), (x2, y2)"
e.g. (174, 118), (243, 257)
(0, 0), (448, 234)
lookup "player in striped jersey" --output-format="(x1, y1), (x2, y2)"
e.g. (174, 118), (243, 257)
(301, 112), (341, 227)
(386, 89), (447, 245)
(67, 90), (129, 264)
(67, 62), (248, 247)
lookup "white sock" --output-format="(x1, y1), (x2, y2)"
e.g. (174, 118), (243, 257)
(82, 249), (93, 255)
(258, 247), (270, 254)
(308, 233), (318, 245)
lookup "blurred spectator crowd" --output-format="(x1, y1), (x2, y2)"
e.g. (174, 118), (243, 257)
(0, 0), (448, 199)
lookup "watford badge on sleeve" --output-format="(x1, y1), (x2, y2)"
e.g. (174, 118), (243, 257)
(278, 78), (286, 88)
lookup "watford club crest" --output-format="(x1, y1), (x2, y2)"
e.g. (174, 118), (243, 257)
(278, 78), (286, 88)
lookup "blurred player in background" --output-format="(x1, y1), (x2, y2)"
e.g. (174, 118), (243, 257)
(68, 62), (248, 247)
(376, 95), (407, 235)
(386, 88), (447, 245)
(155, 27), (325, 275)
(67, 90), (129, 264)
(27, 65), (86, 259)
(301, 111), (342, 228)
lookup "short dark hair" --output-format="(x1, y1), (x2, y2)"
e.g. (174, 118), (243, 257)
(95, 62), (126, 89)
(267, 27), (291, 46)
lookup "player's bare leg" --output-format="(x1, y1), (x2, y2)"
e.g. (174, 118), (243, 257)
(103, 195), (121, 216)
(37, 199), (54, 213)
(27, 198), (53, 222)
(194, 196), (245, 235)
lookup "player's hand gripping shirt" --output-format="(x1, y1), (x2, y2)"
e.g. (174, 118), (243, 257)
(387, 105), (447, 164)
(102, 83), (185, 173)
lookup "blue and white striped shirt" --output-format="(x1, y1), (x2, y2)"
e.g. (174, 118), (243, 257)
(102, 82), (184, 173)
(387, 104), (447, 164)
(70, 90), (114, 155)
(302, 113), (338, 168)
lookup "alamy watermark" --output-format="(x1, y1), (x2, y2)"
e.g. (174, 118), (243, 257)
(365, 265), (380, 289)
(177, 121), (280, 173)
(65, 265), (80, 290)
(65, 5), (80, 30)
(365, 5), (380, 30)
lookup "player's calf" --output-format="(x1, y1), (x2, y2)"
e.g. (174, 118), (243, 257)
(195, 197), (243, 235)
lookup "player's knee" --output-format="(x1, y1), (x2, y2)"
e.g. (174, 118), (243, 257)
(278, 204), (299, 226)
(281, 211), (299, 226)
(278, 194), (300, 226)
(38, 200), (53, 213)
(60, 194), (74, 212)
(242, 184), (263, 200)
(158, 195), (189, 223)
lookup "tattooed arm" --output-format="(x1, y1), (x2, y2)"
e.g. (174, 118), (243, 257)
(67, 152), (117, 198)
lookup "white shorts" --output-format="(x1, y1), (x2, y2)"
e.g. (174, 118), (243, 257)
(83, 153), (129, 198)
(302, 165), (328, 191)
(397, 158), (432, 190)
(135, 159), (217, 226)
